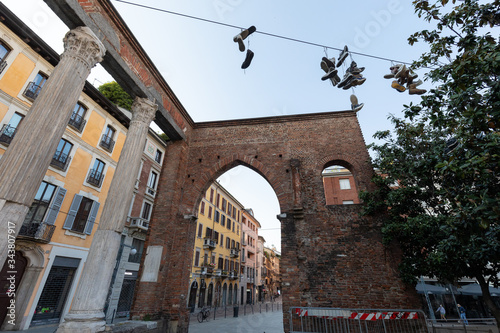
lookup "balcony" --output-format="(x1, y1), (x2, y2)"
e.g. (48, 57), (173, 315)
(229, 270), (238, 280)
(200, 265), (214, 276)
(0, 124), (17, 146)
(203, 238), (216, 249)
(128, 217), (149, 231)
(99, 134), (115, 153)
(23, 81), (43, 101)
(50, 152), (71, 171)
(87, 168), (105, 188)
(0, 60), (7, 74)
(68, 113), (87, 133)
(230, 248), (239, 258)
(18, 220), (56, 243)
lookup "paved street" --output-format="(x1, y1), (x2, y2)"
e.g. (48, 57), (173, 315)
(188, 309), (285, 333)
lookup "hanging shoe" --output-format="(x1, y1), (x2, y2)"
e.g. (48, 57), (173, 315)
(350, 94), (364, 112)
(241, 49), (254, 69)
(337, 72), (353, 89)
(395, 64), (408, 79)
(347, 61), (365, 74)
(408, 83), (426, 95)
(351, 74), (366, 86)
(391, 80), (406, 93)
(321, 57), (336, 71)
(343, 76), (355, 90)
(233, 26), (257, 52)
(329, 76), (339, 86)
(322, 68), (338, 81)
(336, 45), (349, 67)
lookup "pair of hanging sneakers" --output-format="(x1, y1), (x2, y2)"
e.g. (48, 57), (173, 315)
(384, 64), (426, 95)
(233, 26), (256, 69)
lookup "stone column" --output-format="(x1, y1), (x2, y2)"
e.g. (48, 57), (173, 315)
(57, 98), (157, 333)
(0, 27), (105, 266)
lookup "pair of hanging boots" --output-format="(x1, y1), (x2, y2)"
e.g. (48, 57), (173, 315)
(385, 64), (426, 95)
(234, 26), (256, 69)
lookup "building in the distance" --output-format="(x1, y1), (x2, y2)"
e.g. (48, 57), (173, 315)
(263, 245), (281, 300)
(187, 182), (243, 310)
(322, 165), (360, 205)
(240, 209), (261, 304)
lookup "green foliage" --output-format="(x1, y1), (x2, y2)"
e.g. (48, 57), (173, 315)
(362, 0), (500, 321)
(97, 81), (134, 111)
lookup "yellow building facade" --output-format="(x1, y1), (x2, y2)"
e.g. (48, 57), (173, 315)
(187, 182), (243, 310)
(0, 6), (163, 329)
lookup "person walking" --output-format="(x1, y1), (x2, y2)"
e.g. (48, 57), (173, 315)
(436, 304), (446, 321)
(458, 304), (468, 325)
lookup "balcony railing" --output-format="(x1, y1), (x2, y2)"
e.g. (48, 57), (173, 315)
(87, 168), (105, 188)
(127, 217), (149, 231)
(99, 134), (115, 152)
(68, 113), (87, 133)
(0, 60), (7, 75)
(203, 238), (216, 249)
(18, 220), (56, 243)
(0, 124), (17, 146)
(230, 248), (239, 258)
(23, 81), (43, 101)
(50, 152), (71, 171)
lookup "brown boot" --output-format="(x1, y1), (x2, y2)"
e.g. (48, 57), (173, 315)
(409, 83), (426, 95)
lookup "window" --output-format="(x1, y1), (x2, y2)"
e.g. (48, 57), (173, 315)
(226, 218), (231, 230)
(0, 113), (24, 145)
(68, 102), (87, 132)
(87, 159), (105, 187)
(232, 207), (236, 219)
(24, 72), (48, 100)
(63, 195), (100, 235)
(51, 138), (73, 171)
(220, 234), (223, 247)
(0, 40), (11, 74)
(343, 200), (354, 205)
(216, 194), (220, 208)
(221, 198), (226, 211)
(155, 149), (162, 164)
(200, 201), (205, 215)
(227, 202), (232, 215)
(205, 227), (212, 238)
(339, 179), (351, 190)
(208, 206), (212, 219)
(23, 181), (56, 225)
(141, 201), (152, 220)
(226, 237), (230, 249)
(100, 125), (116, 152)
(210, 189), (214, 203)
(215, 210), (220, 223)
(218, 257), (224, 269)
(147, 171), (158, 197)
(197, 223), (203, 238)
(194, 249), (200, 267)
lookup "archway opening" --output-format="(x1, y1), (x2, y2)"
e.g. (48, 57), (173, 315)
(188, 165), (281, 310)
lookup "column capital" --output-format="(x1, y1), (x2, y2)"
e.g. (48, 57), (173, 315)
(131, 97), (158, 125)
(62, 26), (106, 70)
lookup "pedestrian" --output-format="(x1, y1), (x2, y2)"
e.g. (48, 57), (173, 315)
(458, 304), (468, 325)
(436, 304), (446, 320)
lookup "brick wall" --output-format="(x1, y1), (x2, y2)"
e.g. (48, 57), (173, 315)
(131, 111), (420, 332)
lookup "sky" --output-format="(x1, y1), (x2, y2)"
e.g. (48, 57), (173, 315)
(3, 0), (439, 251)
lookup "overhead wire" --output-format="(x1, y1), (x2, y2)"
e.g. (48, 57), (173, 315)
(112, 0), (418, 66)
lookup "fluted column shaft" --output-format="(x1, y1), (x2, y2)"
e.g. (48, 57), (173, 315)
(57, 98), (157, 333)
(0, 27), (105, 265)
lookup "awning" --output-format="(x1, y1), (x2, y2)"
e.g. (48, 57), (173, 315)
(416, 283), (449, 295)
(458, 283), (500, 296)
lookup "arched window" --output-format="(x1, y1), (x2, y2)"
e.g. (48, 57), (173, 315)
(322, 164), (359, 205)
(188, 281), (198, 311)
(222, 283), (228, 306)
(207, 283), (213, 307)
(228, 284), (233, 305)
(198, 280), (206, 308)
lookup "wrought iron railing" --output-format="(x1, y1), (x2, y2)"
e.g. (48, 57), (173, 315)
(23, 81), (43, 100)
(50, 152), (71, 171)
(99, 134), (115, 152)
(87, 168), (104, 187)
(68, 113), (87, 132)
(18, 220), (56, 243)
(0, 60), (7, 75)
(0, 124), (17, 145)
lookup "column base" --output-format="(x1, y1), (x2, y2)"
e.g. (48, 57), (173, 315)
(56, 312), (106, 333)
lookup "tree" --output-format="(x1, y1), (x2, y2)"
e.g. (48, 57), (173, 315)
(98, 81), (134, 110)
(361, 0), (500, 325)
